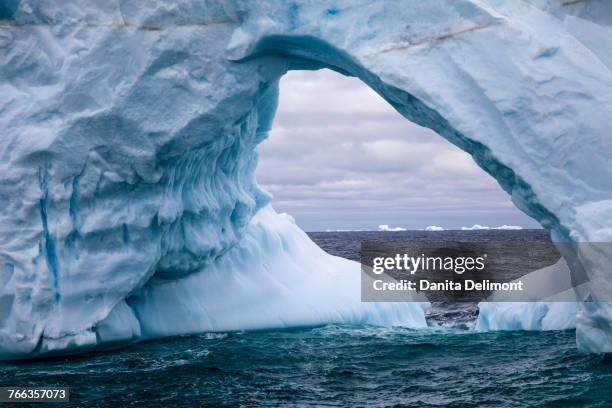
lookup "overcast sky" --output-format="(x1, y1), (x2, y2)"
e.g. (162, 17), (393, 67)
(256, 69), (540, 232)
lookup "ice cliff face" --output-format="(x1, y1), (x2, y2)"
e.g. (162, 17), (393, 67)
(0, 0), (611, 358)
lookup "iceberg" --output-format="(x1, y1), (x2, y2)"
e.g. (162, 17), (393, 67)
(461, 224), (523, 230)
(0, 0), (611, 358)
(476, 259), (585, 331)
(477, 302), (579, 332)
(493, 225), (523, 230)
(461, 224), (491, 231)
(378, 225), (407, 232)
(425, 226), (445, 232)
(131, 206), (429, 341)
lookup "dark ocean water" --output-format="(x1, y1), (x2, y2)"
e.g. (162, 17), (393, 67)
(1, 231), (611, 407)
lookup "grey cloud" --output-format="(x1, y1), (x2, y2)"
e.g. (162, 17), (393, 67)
(256, 69), (540, 231)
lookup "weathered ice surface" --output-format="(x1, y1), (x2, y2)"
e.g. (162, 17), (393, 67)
(0, 0), (610, 358)
(477, 259), (583, 331)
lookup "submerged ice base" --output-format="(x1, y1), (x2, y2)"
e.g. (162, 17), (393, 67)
(1, 0), (612, 357)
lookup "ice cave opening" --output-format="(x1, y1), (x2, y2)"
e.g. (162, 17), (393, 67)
(255, 67), (582, 333)
(256, 68), (538, 233)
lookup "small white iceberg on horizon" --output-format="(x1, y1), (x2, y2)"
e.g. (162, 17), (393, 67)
(461, 224), (491, 230)
(494, 225), (523, 230)
(378, 224), (407, 232)
(461, 224), (523, 231)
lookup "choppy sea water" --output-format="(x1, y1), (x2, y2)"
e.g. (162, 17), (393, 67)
(1, 231), (611, 407)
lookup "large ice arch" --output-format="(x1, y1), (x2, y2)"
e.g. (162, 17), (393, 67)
(0, 1), (611, 359)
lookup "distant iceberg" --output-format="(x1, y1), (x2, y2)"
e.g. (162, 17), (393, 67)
(461, 224), (491, 230)
(425, 225), (445, 231)
(378, 225), (407, 232)
(461, 224), (523, 231)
